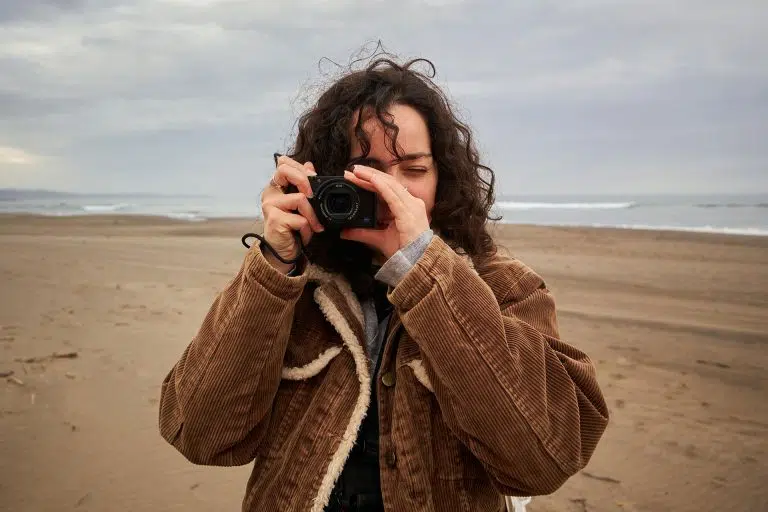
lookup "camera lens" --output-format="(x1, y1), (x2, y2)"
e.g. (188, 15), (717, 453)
(327, 192), (352, 215)
(317, 181), (361, 223)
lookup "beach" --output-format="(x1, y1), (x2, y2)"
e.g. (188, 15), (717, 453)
(1, 214), (766, 512)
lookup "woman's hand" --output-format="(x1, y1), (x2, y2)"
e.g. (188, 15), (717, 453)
(260, 155), (325, 272)
(340, 165), (430, 259)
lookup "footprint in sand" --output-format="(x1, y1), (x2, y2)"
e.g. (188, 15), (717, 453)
(0, 325), (17, 343)
(607, 344), (639, 352)
(711, 476), (727, 489)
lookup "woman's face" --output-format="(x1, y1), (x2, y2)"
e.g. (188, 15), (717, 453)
(348, 104), (438, 227)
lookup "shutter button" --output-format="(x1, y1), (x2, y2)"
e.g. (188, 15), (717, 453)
(381, 371), (395, 387)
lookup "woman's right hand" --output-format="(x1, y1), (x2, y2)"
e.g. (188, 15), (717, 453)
(260, 155), (325, 273)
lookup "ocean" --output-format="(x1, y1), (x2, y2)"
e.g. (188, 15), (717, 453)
(1, 190), (766, 237)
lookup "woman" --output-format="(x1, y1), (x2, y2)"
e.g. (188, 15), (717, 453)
(158, 56), (609, 512)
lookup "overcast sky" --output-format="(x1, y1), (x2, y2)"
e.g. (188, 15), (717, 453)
(1, 0), (766, 196)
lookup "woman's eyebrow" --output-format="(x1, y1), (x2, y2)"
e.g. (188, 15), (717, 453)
(348, 152), (432, 167)
(392, 152), (432, 164)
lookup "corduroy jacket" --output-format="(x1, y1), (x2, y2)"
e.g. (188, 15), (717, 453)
(158, 234), (609, 511)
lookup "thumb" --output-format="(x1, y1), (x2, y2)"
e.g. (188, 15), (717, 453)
(340, 228), (386, 250)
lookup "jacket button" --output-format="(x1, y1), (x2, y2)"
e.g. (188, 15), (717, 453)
(385, 450), (397, 468)
(381, 371), (395, 387)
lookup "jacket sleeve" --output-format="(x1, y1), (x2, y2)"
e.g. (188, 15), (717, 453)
(158, 242), (309, 466)
(388, 235), (609, 496)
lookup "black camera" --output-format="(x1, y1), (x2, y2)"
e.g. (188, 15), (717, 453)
(307, 176), (377, 229)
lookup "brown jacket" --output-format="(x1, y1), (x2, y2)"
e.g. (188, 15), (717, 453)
(158, 235), (609, 511)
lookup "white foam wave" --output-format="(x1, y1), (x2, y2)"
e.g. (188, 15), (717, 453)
(495, 201), (635, 210)
(81, 203), (134, 213)
(602, 224), (768, 236)
(499, 220), (768, 236)
(165, 212), (206, 222)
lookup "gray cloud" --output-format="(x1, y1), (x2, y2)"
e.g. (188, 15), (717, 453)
(0, 0), (766, 195)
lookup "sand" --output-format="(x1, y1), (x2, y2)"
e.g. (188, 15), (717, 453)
(1, 214), (766, 512)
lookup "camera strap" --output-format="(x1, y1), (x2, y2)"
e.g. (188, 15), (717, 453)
(241, 231), (307, 265)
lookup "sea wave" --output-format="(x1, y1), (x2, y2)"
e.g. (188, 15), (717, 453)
(81, 203), (135, 213)
(495, 201), (636, 210)
(695, 203), (768, 209)
(165, 212), (207, 222)
(498, 220), (768, 236)
(601, 224), (768, 236)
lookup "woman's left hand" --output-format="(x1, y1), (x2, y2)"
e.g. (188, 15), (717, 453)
(340, 165), (430, 259)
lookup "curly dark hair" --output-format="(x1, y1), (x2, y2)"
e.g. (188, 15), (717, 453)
(285, 53), (499, 291)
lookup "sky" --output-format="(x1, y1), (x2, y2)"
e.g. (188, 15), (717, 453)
(0, 0), (766, 197)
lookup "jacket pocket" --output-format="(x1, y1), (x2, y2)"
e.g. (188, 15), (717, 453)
(261, 379), (312, 460)
(396, 359), (467, 480)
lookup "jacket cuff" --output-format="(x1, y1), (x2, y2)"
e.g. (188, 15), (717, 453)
(243, 240), (308, 299)
(387, 234), (453, 310)
(375, 230), (434, 288)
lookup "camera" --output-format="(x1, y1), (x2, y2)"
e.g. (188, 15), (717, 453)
(307, 176), (377, 229)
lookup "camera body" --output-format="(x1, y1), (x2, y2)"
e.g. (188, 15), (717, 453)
(307, 176), (377, 229)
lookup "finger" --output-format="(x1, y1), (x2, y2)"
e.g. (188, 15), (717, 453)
(274, 164), (314, 197)
(347, 165), (408, 216)
(273, 155), (316, 187)
(343, 170), (377, 193)
(276, 154), (309, 173)
(304, 161), (316, 174)
(390, 179), (413, 201)
(270, 155), (304, 190)
(282, 212), (312, 243)
(278, 211), (312, 248)
(350, 165), (412, 199)
(263, 207), (312, 249)
(349, 164), (378, 181)
(340, 227), (387, 249)
(267, 193), (324, 232)
(350, 165), (407, 205)
(369, 173), (409, 218)
(297, 219), (313, 246)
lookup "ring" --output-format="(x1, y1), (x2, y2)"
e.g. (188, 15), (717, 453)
(269, 177), (284, 192)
